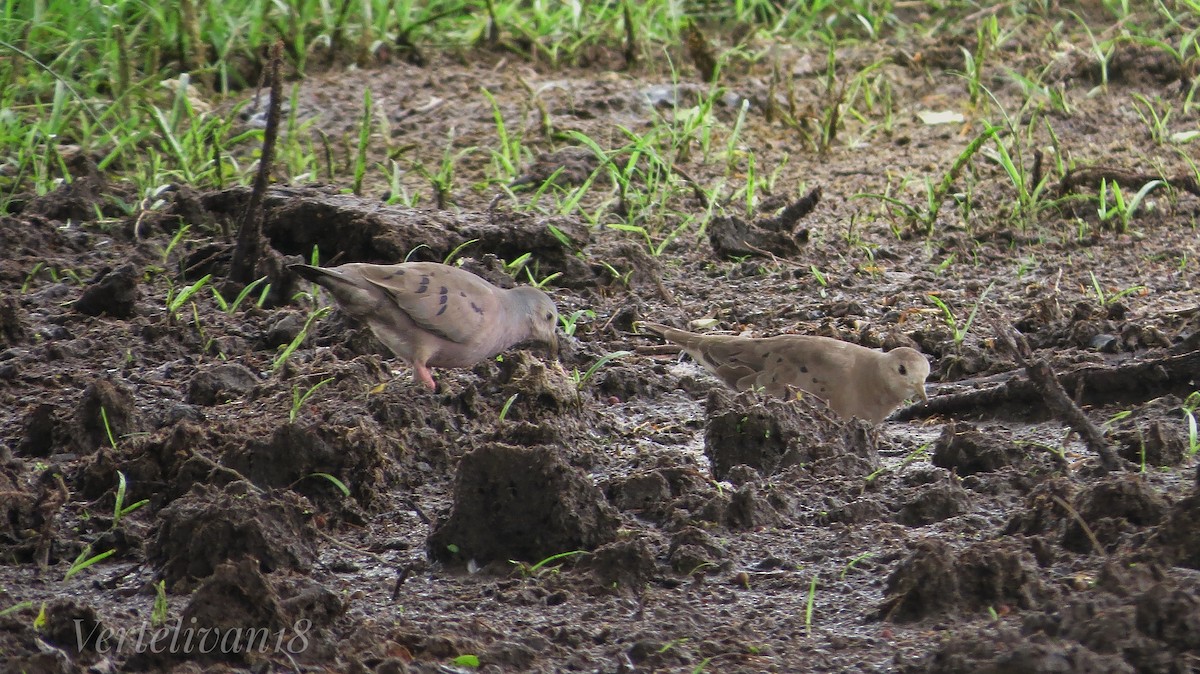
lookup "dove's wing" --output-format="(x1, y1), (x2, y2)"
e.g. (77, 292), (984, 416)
(685, 335), (856, 398)
(356, 263), (499, 346)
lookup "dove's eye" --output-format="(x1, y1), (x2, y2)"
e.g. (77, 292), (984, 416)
(898, 365), (908, 376)
(545, 312), (554, 322)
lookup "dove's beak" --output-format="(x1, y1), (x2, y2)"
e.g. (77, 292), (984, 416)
(547, 335), (560, 361)
(915, 384), (928, 403)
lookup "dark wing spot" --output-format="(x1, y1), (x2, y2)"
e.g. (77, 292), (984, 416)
(811, 377), (819, 384)
(384, 271), (397, 279)
(776, 355), (784, 363)
(436, 304), (448, 316)
(800, 365), (808, 373)
(416, 277), (430, 293)
(819, 387), (826, 393)
(438, 294), (448, 305)
(440, 286), (448, 296)
(470, 302), (484, 315)
(396, 269), (405, 275)
(460, 291), (467, 297)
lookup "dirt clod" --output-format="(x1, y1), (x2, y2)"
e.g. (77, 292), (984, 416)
(427, 443), (618, 564)
(16, 403), (59, 457)
(149, 481), (318, 589)
(1062, 475), (1168, 554)
(880, 539), (1046, 621)
(186, 362), (259, 405)
(931, 422), (1022, 475)
(72, 378), (137, 453)
(0, 296), (26, 347)
(72, 263), (139, 318)
(704, 388), (877, 480)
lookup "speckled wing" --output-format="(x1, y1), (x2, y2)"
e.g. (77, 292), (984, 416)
(670, 331), (857, 399)
(356, 263), (497, 346)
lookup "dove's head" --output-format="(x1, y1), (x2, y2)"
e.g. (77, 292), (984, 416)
(881, 347), (930, 404)
(513, 286), (560, 359)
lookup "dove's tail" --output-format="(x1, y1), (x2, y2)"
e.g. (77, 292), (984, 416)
(636, 321), (670, 338)
(288, 263), (342, 285)
(638, 321), (699, 345)
(289, 264), (367, 295)
(289, 263), (379, 312)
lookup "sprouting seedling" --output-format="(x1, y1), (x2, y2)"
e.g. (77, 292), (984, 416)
(525, 267), (561, 289)
(273, 306), (332, 371)
(657, 637), (690, 654)
(839, 552), (875, 579)
(503, 252), (533, 276)
(165, 274), (212, 319)
(936, 254), (956, 275)
(598, 262), (634, 287)
(804, 575), (818, 635)
(546, 223), (573, 248)
(1103, 410), (1133, 429)
(292, 472), (351, 497)
(190, 303), (221, 358)
(211, 276), (267, 314)
(852, 125), (995, 234)
(926, 281), (994, 345)
(112, 471), (149, 529)
(100, 407), (118, 449)
(558, 309), (595, 337)
(1130, 93), (1172, 145)
(810, 265), (827, 298)
(1015, 438), (1071, 464)
(571, 350), (632, 390)
(256, 282), (272, 308)
(21, 262), (45, 293)
(63, 545), (116, 582)
(1182, 392), (1200, 456)
(403, 244), (432, 263)
(352, 88), (372, 195)
(0, 601), (35, 619)
(510, 550), (586, 577)
(865, 442), (931, 482)
(162, 224), (190, 264)
(151, 580), (168, 628)
(411, 135), (477, 209)
(1087, 272), (1145, 307)
(290, 377), (334, 423)
(498, 393), (518, 422)
(481, 87), (522, 180)
(451, 655), (480, 669)
(443, 238), (480, 265)
(1096, 178), (1163, 233)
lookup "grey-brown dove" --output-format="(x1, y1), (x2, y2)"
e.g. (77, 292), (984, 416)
(640, 321), (929, 424)
(290, 262), (559, 389)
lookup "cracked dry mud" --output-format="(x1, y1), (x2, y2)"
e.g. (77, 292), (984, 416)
(2, 9), (1200, 674)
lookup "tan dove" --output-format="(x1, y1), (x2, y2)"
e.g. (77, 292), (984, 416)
(640, 321), (929, 424)
(290, 262), (559, 389)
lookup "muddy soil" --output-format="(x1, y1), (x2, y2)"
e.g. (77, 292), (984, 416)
(3, 6), (1200, 674)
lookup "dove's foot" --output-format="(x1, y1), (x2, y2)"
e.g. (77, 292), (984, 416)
(415, 364), (437, 390)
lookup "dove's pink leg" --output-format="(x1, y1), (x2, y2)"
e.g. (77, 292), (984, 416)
(414, 363), (437, 390)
